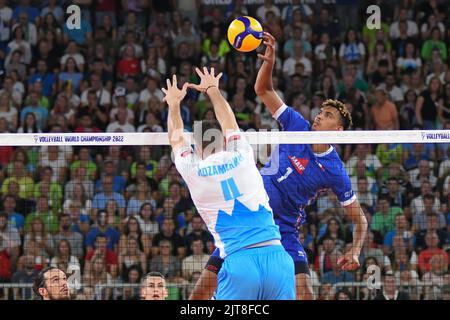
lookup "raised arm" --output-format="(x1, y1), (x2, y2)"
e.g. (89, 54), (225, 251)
(162, 75), (189, 154)
(188, 67), (239, 134)
(337, 199), (368, 271)
(254, 32), (284, 115)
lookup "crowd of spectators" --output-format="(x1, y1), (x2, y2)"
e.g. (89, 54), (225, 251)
(0, 0), (449, 300)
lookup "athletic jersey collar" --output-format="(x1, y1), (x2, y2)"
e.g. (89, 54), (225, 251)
(313, 145), (334, 157)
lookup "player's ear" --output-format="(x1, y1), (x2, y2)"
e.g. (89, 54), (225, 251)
(38, 287), (47, 299)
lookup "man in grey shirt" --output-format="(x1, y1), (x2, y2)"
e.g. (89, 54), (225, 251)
(53, 214), (84, 260)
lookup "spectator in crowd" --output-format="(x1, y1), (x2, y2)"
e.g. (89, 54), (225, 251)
(136, 203), (159, 239)
(355, 176), (376, 210)
(23, 217), (54, 262)
(371, 195), (404, 238)
(149, 240), (182, 283)
(84, 233), (118, 276)
(11, 255), (39, 300)
(152, 217), (185, 259)
(415, 77), (442, 129)
(50, 239), (80, 274)
(63, 182), (93, 220)
(2, 194), (25, 234)
(321, 249), (355, 285)
(383, 214), (415, 255)
(24, 196), (58, 234)
(0, 212), (20, 272)
(374, 272), (410, 300)
(184, 215), (214, 255)
(370, 87), (399, 130)
(314, 237), (336, 277)
(421, 254), (448, 299)
(181, 238), (209, 280)
(421, 27), (447, 62)
(418, 232), (449, 274)
(412, 193), (446, 232)
(85, 211), (120, 252)
(92, 175), (126, 217)
(118, 237), (146, 280)
(119, 216), (151, 258)
(415, 214), (448, 252)
(410, 181), (441, 217)
(53, 214), (84, 260)
(96, 160), (126, 194)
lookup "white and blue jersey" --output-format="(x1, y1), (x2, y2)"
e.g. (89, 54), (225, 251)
(174, 131), (281, 259)
(261, 104), (357, 235)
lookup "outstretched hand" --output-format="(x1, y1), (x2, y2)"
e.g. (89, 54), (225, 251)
(257, 32), (276, 65)
(337, 250), (360, 271)
(162, 74), (188, 106)
(187, 67), (222, 93)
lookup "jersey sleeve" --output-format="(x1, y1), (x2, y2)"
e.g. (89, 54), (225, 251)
(174, 146), (199, 178)
(330, 163), (357, 206)
(273, 104), (310, 132)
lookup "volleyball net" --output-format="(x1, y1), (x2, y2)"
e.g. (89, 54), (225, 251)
(0, 130), (449, 300)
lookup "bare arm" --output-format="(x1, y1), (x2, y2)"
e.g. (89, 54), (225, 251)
(254, 32), (284, 116)
(188, 67), (239, 134)
(162, 75), (189, 154)
(188, 268), (218, 300)
(415, 96), (424, 126)
(338, 199), (368, 271)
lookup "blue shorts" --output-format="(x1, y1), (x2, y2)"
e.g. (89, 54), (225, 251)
(280, 232), (308, 264)
(215, 245), (295, 300)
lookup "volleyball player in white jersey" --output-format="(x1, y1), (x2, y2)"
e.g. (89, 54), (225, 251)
(163, 68), (295, 300)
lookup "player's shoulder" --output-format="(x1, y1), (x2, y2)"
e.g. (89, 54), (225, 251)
(321, 148), (348, 174)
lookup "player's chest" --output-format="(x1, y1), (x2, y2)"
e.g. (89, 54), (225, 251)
(277, 150), (332, 186)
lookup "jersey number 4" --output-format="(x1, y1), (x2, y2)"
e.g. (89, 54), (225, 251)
(220, 178), (243, 201)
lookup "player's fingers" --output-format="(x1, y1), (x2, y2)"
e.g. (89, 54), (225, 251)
(343, 261), (359, 271)
(166, 78), (171, 89)
(194, 67), (203, 78)
(257, 53), (269, 61)
(172, 74), (177, 87)
(181, 82), (189, 92)
(203, 66), (208, 76)
(161, 87), (167, 94)
(263, 31), (276, 43)
(216, 72), (223, 80)
(263, 41), (275, 49)
(337, 257), (346, 267)
(210, 67), (215, 77)
(185, 83), (202, 92)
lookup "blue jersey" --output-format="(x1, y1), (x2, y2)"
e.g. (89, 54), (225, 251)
(260, 104), (356, 234)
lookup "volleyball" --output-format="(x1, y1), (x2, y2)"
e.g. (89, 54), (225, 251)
(227, 16), (263, 52)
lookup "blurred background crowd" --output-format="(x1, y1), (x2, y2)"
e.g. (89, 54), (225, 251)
(0, 0), (449, 300)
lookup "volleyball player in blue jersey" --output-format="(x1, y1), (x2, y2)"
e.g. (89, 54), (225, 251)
(190, 33), (368, 300)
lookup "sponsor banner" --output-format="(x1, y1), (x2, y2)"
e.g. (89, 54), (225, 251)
(32, 134), (126, 145)
(420, 131), (450, 142)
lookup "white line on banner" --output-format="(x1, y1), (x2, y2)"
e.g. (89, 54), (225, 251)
(0, 131), (448, 146)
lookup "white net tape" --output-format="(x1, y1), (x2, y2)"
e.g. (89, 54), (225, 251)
(1, 130), (449, 146)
